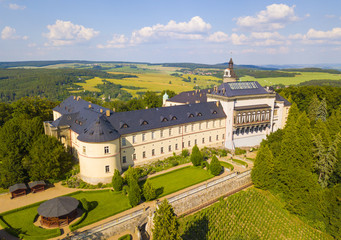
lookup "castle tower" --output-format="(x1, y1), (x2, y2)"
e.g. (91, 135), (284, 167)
(223, 58), (238, 83)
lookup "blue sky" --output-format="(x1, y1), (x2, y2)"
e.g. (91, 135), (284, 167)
(0, 0), (340, 65)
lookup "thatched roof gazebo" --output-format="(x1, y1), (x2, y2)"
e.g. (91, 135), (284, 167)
(38, 196), (79, 227)
(9, 183), (28, 199)
(28, 181), (46, 193)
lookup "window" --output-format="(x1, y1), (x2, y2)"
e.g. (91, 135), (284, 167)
(142, 133), (146, 141)
(202, 138), (205, 144)
(175, 144), (178, 150)
(104, 146), (109, 154)
(222, 134), (225, 139)
(216, 135), (219, 140)
(152, 149), (155, 156)
(82, 146), (86, 154)
(206, 121), (209, 129)
(199, 123), (202, 130)
(143, 151), (146, 158)
(213, 121), (215, 127)
(182, 142), (185, 148)
(151, 131), (155, 140)
(184, 125), (187, 133)
(122, 156), (126, 163)
(161, 130), (163, 138)
(209, 136), (212, 142)
(195, 139), (197, 145)
(188, 141), (191, 147)
(133, 154), (136, 160)
(179, 127), (181, 134)
(274, 109), (278, 116)
(133, 135), (136, 143)
(191, 124), (194, 131)
(161, 147), (164, 154)
(105, 165), (110, 173)
(169, 128), (172, 136)
(122, 137), (126, 146)
(169, 145), (171, 152)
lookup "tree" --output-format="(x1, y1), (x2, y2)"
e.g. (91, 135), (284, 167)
(251, 144), (275, 189)
(153, 199), (180, 240)
(128, 178), (141, 207)
(190, 145), (203, 166)
(124, 166), (140, 185)
(209, 155), (221, 176)
(23, 135), (73, 181)
(307, 94), (320, 121)
(143, 179), (157, 201)
(143, 91), (161, 109)
(112, 169), (123, 191)
(316, 98), (328, 122)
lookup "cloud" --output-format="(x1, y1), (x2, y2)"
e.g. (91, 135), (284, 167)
(207, 31), (229, 42)
(250, 32), (283, 39)
(97, 34), (127, 49)
(306, 28), (341, 39)
(1, 26), (28, 40)
(8, 3), (26, 10)
(43, 20), (99, 46)
(236, 4), (299, 31)
(265, 46), (289, 54)
(230, 33), (248, 45)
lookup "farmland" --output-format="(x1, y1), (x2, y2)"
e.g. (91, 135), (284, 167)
(179, 187), (333, 240)
(240, 71), (341, 86)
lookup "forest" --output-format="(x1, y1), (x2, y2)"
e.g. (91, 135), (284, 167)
(252, 87), (341, 238)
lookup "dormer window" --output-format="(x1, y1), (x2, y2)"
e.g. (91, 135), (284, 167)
(120, 121), (129, 129)
(140, 120), (148, 125)
(171, 116), (177, 120)
(188, 113), (194, 118)
(196, 112), (202, 117)
(161, 116), (168, 122)
(212, 110), (217, 114)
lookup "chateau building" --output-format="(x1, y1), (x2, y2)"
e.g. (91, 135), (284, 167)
(44, 59), (290, 184)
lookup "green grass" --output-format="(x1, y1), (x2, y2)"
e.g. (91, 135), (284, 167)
(148, 166), (214, 197)
(219, 161), (234, 171)
(118, 234), (132, 240)
(179, 187), (333, 240)
(0, 190), (131, 237)
(0, 204), (61, 239)
(240, 71), (341, 86)
(232, 159), (248, 167)
(0, 188), (8, 194)
(246, 157), (255, 162)
(68, 190), (131, 230)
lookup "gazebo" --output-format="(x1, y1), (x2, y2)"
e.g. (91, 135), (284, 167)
(38, 196), (79, 227)
(9, 183), (28, 199)
(28, 181), (46, 193)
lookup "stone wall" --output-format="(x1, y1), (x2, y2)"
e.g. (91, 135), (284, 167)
(71, 170), (252, 240)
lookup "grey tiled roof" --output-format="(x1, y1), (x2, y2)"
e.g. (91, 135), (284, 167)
(51, 96), (226, 143)
(28, 181), (46, 188)
(9, 183), (27, 193)
(275, 92), (292, 106)
(210, 81), (269, 97)
(234, 104), (271, 111)
(166, 89), (212, 104)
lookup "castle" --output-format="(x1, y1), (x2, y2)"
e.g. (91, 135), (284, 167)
(44, 59), (291, 184)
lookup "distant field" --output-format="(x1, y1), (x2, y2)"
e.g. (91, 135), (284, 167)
(240, 71), (341, 86)
(74, 77), (102, 92)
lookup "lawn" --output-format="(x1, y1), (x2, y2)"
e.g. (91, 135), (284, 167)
(240, 71), (341, 86)
(219, 161), (234, 171)
(232, 159), (248, 168)
(0, 190), (131, 238)
(148, 166), (214, 197)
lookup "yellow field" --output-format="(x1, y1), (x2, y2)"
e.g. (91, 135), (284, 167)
(240, 71), (341, 86)
(74, 77), (103, 92)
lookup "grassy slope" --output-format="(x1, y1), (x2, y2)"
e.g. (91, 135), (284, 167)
(179, 187), (332, 240)
(219, 161), (234, 170)
(240, 71), (341, 86)
(148, 166), (213, 197)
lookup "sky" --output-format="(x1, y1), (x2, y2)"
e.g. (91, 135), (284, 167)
(0, 0), (341, 65)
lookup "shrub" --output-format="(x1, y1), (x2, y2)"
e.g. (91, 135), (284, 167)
(122, 185), (129, 195)
(128, 179), (141, 207)
(190, 145), (203, 166)
(232, 159), (248, 168)
(219, 149), (228, 157)
(210, 155), (222, 176)
(182, 149), (189, 157)
(235, 148), (246, 155)
(80, 198), (90, 212)
(143, 179), (157, 201)
(118, 234), (132, 240)
(112, 169), (123, 191)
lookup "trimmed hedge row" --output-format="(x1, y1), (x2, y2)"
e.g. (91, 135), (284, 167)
(232, 159), (248, 168)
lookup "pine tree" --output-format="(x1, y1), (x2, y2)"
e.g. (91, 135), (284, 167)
(124, 166), (139, 185)
(112, 169), (123, 191)
(143, 179), (157, 201)
(209, 155), (222, 176)
(153, 199), (180, 240)
(251, 144), (275, 189)
(190, 145), (203, 166)
(308, 94), (320, 121)
(285, 102), (299, 129)
(128, 178), (141, 207)
(316, 98), (328, 122)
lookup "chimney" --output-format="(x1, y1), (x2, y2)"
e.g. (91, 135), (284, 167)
(73, 96), (76, 100)
(196, 90), (198, 94)
(100, 109), (103, 113)
(145, 106), (148, 109)
(88, 104), (91, 108)
(77, 96), (81, 101)
(200, 93), (202, 97)
(195, 100), (200, 103)
(113, 108), (115, 112)
(208, 89), (211, 93)
(186, 101), (190, 104)
(192, 93), (194, 96)
(216, 101), (219, 107)
(106, 110), (110, 117)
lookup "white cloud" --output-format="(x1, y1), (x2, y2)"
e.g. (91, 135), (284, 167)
(306, 28), (341, 39)
(207, 31), (229, 42)
(236, 4), (299, 31)
(251, 32), (283, 39)
(43, 20), (99, 46)
(230, 33), (248, 45)
(130, 16), (211, 44)
(1, 26), (28, 40)
(97, 34), (127, 49)
(265, 46), (289, 54)
(9, 3), (26, 10)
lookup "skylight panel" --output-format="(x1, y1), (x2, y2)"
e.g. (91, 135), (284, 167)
(228, 82), (258, 90)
